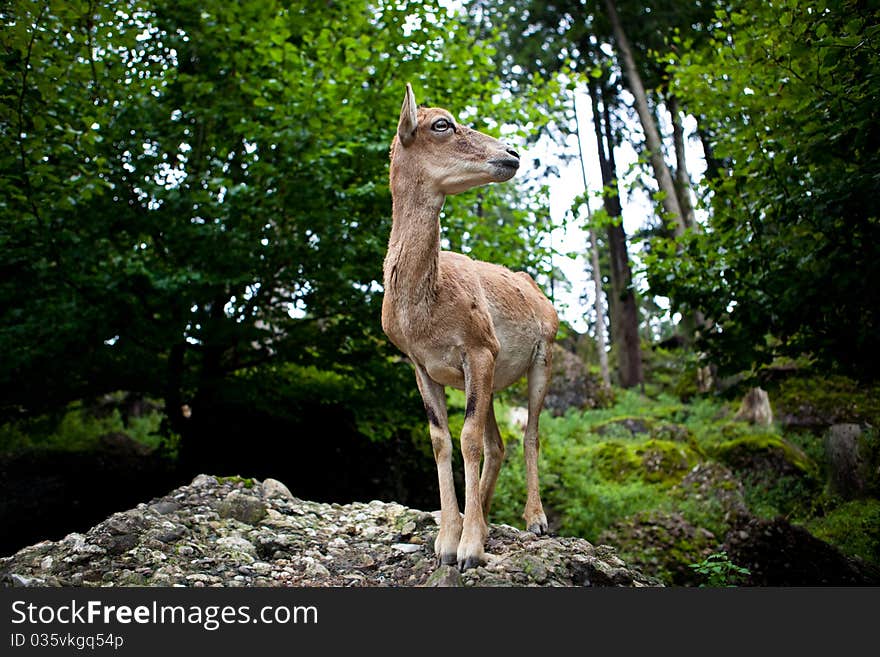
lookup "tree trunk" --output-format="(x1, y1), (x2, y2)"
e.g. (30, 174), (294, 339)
(603, 0), (686, 237)
(572, 92), (611, 388)
(668, 95), (697, 231)
(588, 79), (644, 389)
(696, 125), (722, 182)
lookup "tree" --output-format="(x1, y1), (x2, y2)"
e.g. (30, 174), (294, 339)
(572, 94), (610, 388)
(601, 0), (685, 236)
(0, 0), (552, 440)
(470, 0), (647, 386)
(585, 75), (644, 388)
(648, 0), (880, 380)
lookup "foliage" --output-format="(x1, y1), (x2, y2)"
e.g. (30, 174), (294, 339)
(640, 344), (703, 401)
(478, 378), (875, 582)
(485, 391), (707, 540)
(647, 0), (880, 380)
(0, 399), (172, 455)
(806, 499), (880, 568)
(689, 551), (751, 587)
(0, 1), (556, 448)
(772, 374), (880, 427)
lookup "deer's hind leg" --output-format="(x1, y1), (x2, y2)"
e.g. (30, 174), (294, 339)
(480, 396), (505, 522)
(413, 364), (461, 566)
(522, 341), (552, 535)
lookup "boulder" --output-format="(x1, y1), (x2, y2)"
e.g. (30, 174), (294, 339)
(825, 424), (868, 499)
(723, 515), (880, 586)
(543, 344), (609, 416)
(733, 387), (774, 426)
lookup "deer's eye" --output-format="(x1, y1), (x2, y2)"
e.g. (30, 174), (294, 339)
(432, 118), (452, 132)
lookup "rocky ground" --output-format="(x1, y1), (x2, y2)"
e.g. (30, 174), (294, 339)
(0, 474), (659, 588)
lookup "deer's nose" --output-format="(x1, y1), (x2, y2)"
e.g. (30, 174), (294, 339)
(505, 146), (520, 160)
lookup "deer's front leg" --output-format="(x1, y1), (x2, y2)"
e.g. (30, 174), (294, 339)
(523, 342), (552, 535)
(458, 348), (495, 570)
(413, 365), (461, 566)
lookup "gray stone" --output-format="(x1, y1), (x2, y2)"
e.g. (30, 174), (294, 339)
(216, 536), (258, 557)
(424, 565), (463, 587)
(262, 478), (295, 501)
(825, 423), (867, 499)
(191, 474), (217, 488)
(391, 543), (421, 554)
(217, 491), (267, 525)
(0, 475), (658, 589)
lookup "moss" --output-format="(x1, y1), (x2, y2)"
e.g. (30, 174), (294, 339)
(216, 475), (256, 489)
(650, 422), (695, 444)
(591, 442), (643, 480)
(591, 416), (655, 439)
(709, 433), (816, 476)
(635, 440), (700, 485)
(806, 499), (880, 568)
(588, 439), (699, 487)
(773, 374), (880, 427)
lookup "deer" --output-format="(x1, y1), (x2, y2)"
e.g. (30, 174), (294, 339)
(381, 83), (559, 570)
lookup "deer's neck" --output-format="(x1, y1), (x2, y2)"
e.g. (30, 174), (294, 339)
(383, 182), (445, 310)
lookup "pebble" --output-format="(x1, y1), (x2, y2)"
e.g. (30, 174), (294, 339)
(391, 543), (421, 554)
(0, 473), (657, 589)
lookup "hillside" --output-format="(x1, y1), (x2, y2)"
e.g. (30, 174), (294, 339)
(480, 365), (880, 586)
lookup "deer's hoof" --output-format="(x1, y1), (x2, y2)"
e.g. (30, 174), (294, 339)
(526, 514), (549, 536)
(438, 552), (457, 567)
(458, 555), (485, 571)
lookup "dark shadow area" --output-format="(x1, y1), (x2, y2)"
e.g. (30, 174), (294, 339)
(0, 444), (180, 557)
(1, 400), (443, 557)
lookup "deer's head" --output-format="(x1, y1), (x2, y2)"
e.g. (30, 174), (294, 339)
(390, 83), (520, 196)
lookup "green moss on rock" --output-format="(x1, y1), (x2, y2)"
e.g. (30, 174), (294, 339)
(598, 511), (717, 586)
(709, 433), (816, 477)
(592, 416), (654, 439)
(773, 374), (880, 428)
(636, 440), (700, 485)
(591, 441), (643, 480)
(806, 499), (880, 568)
(589, 440), (699, 486)
(216, 475), (256, 489)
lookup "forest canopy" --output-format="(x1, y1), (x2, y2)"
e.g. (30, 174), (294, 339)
(1, 0), (878, 438)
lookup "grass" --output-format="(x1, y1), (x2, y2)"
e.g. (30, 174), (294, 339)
(444, 379), (879, 581)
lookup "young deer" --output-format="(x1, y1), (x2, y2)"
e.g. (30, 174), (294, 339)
(382, 84), (559, 570)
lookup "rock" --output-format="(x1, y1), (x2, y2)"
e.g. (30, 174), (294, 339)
(424, 565), (463, 587)
(262, 478), (295, 501)
(543, 344), (608, 416)
(709, 434), (813, 482)
(733, 387), (773, 426)
(677, 462), (749, 520)
(217, 491), (266, 525)
(825, 424), (867, 499)
(723, 515), (880, 586)
(216, 536), (258, 558)
(190, 474), (217, 487)
(0, 475), (657, 588)
(150, 501), (180, 515)
(598, 511), (716, 586)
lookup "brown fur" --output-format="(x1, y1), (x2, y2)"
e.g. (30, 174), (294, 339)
(381, 84), (559, 570)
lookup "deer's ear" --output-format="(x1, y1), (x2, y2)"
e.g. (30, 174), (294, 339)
(397, 83), (418, 147)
